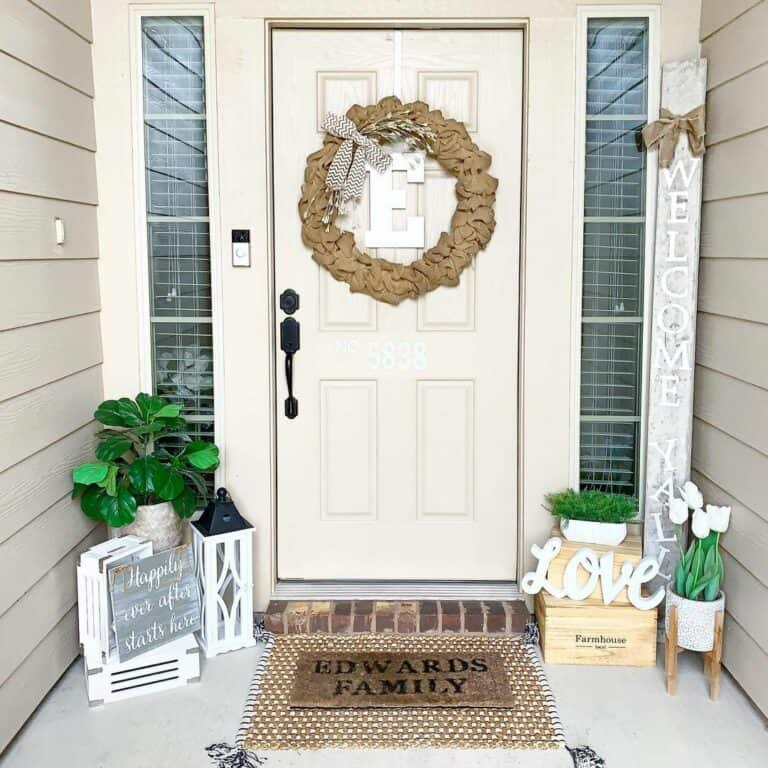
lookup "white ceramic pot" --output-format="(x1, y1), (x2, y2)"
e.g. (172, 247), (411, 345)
(559, 517), (627, 546)
(111, 501), (184, 552)
(666, 589), (725, 652)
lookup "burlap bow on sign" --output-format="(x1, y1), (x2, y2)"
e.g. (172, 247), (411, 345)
(321, 112), (392, 204)
(642, 105), (706, 168)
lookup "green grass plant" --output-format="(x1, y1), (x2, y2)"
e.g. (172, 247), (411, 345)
(545, 489), (637, 524)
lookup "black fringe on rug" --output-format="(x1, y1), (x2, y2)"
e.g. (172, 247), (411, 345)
(207, 741), (606, 767)
(526, 623), (605, 766)
(567, 745), (606, 767)
(206, 743), (267, 767)
(252, 613), (267, 642)
(206, 616), (271, 767)
(522, 619), (540, 646)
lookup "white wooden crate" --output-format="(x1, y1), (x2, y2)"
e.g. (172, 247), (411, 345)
(77, 536), (153, 667)
(85, 634), (200, 706)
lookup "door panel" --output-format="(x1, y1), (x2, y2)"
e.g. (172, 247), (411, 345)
(417, 379), (475, 520)
(273, 29), (522, 580)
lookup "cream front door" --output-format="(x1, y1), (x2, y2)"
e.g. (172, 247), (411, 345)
(272, 29), (522, 581)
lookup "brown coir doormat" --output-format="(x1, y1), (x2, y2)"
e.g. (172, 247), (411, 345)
(290, 650), (517, 708)
(237, 633), (567, 751)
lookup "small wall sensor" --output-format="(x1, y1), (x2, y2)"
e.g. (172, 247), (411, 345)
(54, 217), (65, 246)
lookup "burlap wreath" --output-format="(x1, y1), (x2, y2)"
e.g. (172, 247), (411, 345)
(299, 97), (498, 305)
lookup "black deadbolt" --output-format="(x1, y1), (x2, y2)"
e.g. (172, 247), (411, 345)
(280, 289), (299, 315)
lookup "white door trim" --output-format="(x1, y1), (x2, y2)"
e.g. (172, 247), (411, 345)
(264, 19), (529, 600)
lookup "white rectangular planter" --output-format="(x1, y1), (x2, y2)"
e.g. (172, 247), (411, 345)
(85, 634), (200, 706)
(559, 518), (628, 546)
(77, 535), (153, 668)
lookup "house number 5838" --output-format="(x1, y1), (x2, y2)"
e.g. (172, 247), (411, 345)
(368, 342), (427, 370)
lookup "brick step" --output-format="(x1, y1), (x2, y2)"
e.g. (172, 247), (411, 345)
(264, 600), (530, 635)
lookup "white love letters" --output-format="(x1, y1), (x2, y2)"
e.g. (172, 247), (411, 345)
(522, 537), (666, 611)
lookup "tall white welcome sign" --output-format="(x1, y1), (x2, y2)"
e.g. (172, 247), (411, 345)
(643, 59), (707, 594)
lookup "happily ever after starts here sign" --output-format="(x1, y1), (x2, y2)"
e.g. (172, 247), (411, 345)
(109, 544), (201, 662)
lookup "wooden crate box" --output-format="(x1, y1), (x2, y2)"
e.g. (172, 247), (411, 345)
(546, 530), (642, 605)
(536, 591), (657, 667)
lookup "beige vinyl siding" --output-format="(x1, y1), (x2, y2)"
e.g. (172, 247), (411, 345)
(701, 1), (768, 88)
(0, 53), (96, 149)
(0, 0), (93, 94)
(0, 192), (99, 261)
(703, 129), (768, 201)
(695, 0), (768, 716)
(0, 527), (102, 688)
(0, 0), (103, 753)
(0, 424), (98, 543)
(699, 0), (762, 40)
(0, 260), (101, 331)
(0, 314), (102, 402)
(700, 194), (768, 261)
(0, 607), (80, 756)
(28, 0), (94, 40)
(0, 122), (98, 202)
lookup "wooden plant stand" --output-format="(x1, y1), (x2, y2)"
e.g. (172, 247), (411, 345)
(665, 605), (724, 700)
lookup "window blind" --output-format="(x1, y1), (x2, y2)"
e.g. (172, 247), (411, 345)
(579, 18), (649, 496)
(141, 17), (215, 495)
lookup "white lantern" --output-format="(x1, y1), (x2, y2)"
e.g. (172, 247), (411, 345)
(192, 488), (256, 658)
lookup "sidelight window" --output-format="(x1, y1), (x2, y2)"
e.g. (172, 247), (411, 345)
(576, 13), (656, 498)
(138, 15), (218, 493)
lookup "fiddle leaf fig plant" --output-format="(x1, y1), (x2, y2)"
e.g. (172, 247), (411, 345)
(72, 393), (220, 528)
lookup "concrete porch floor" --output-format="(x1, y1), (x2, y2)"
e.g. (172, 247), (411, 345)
(1, 641), (765, 768)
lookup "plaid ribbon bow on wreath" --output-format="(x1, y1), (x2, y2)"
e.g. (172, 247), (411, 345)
(321, 111), (392, 206)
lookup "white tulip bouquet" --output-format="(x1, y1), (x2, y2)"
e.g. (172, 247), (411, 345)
(669, 481), (731, 602)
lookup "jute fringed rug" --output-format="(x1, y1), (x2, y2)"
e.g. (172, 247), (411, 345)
(237, 633), (567, 752)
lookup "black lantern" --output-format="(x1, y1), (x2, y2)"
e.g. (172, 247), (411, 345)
(194, 487), (252, 536)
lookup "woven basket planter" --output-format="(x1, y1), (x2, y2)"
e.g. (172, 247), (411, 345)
(111, 501), (184, 553)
